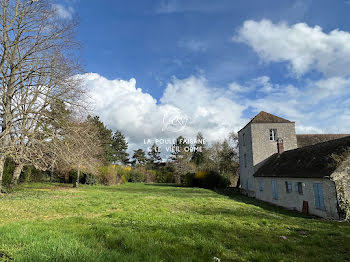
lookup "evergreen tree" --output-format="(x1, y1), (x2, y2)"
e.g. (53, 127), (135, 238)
(87, 115), (115, 164)
(111, 130), (130, 165)
(148, 143), (162, 167)
(191, 132), (206, 166)
(132, 149), (148, 166)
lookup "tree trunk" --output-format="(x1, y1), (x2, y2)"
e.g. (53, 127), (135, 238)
(73, 169), (80, 188)
(11, 163), (24, 186)
(0, 157), (5, 192)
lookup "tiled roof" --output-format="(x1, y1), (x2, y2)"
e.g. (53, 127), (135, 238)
(251, 111), (292, 124)
(297, 134), (350, 148)
(238, 111), (293, 132)
(254, 136), (350, 178)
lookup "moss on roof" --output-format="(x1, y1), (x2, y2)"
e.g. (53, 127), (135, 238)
(251, 111), (293, 124)
(254, 136), (350, 178)
(238, 111), (293, 133)
(297, 134), (350, 148)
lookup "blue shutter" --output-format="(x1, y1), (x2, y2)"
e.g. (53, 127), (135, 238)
(294, 182), (298, 192)
(272, 180), (278, 199)
(318, 184), (325, 210)
(313, 183), (320, 209)
(313, 183), (325, 210)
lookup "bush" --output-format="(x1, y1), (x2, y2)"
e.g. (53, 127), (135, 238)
(154, 167), (175, 183)
(183, 169), (230, 189)
(182, 172), (194, 187)
(2, 158), (15, 187)
(98, 165), (124, 186)
(80, 173), (99, 185)
(128, 168), (145, 183)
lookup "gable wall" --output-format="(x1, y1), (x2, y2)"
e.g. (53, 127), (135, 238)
(254, 177), (339, 219)
(251, 122), (298, 167)
(238, 124), (254, 194)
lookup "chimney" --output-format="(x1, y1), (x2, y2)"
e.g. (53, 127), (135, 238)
(277, 138), (284, 154)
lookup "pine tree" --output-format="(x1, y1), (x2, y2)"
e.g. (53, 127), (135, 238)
(191, 132), (206, 166)
(111, 130), (130, 165)
(148, 143), (162, 167)
(87, 115), (115, 164)
(132, 149), (148, 166)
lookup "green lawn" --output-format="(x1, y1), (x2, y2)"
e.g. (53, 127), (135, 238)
(0, 183), (349, 262)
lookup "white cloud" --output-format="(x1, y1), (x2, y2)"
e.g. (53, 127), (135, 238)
(241, 76), (350, 133)
(83, 72), (350, 154)
(83, 73), (246, 153)
(52, 4), (74, 20)
(234, 19), (350, 77)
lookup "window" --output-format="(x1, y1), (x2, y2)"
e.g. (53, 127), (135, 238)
(258, 180), (263, 191)
(245, 179), (249, 190)
(242, 133), (246, 146)
(244, 153), (247, 168)
(269, 129), (278, 141)
(313, 183), (325, 210)
(272, 180), (278, 199)
(285, 181), (292, 193)
(294, 182), (299, 192)
(297, 182), (303, 194)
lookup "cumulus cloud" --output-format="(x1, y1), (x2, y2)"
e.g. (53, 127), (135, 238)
(82, 71), (350, 154)
(234, 19), (350, 77)
(82, 73), (246, 153)
(239, 76), (350, 133)
(52, 4), (74, 20)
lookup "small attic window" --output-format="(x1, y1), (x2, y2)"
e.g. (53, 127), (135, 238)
(269, 129), (278, 141)
(242, 133), (246, 146)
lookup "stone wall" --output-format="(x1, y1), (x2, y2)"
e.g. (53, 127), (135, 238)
(251, 122), (298, 167)
(239, 122), (298, 194)
(254, 177), (339, 219)
(238, 124), (255, 194)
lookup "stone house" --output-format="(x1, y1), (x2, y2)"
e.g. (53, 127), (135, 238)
(238, 111), (350, 220)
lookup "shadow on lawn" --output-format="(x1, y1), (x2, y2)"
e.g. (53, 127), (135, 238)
(213, 187), (317, 220)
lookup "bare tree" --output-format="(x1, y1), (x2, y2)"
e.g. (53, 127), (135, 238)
(53, 117), (102, 188)
(0, 0), (82, 189)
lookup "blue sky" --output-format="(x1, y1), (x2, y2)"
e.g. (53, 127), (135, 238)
(55, 0), (350, 150)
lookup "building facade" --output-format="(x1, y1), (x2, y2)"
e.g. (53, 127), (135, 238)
(238, 111), (350, 220)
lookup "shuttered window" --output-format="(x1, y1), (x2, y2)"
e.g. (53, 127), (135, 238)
(272, 180), (278, 199)
(294, 182), (299, 192)
(313, 183), (325, 210)
(297, 182), (303, 194)
(285, 181), (292, 193)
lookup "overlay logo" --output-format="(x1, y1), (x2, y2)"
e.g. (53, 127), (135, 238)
(162, 108), (189, 133)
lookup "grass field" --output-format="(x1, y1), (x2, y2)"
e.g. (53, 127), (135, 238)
(0, 183), (349, 262)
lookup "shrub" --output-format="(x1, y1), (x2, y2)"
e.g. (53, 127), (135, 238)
(3, 158), (15, 186)
(154, 167), (175, 183)
(128, 168), (145, 183)
(182, 172), (195, 187)
(98, 165), (123, 186)
(183, 169), (230, 189)
(80, 173), (99, 185)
